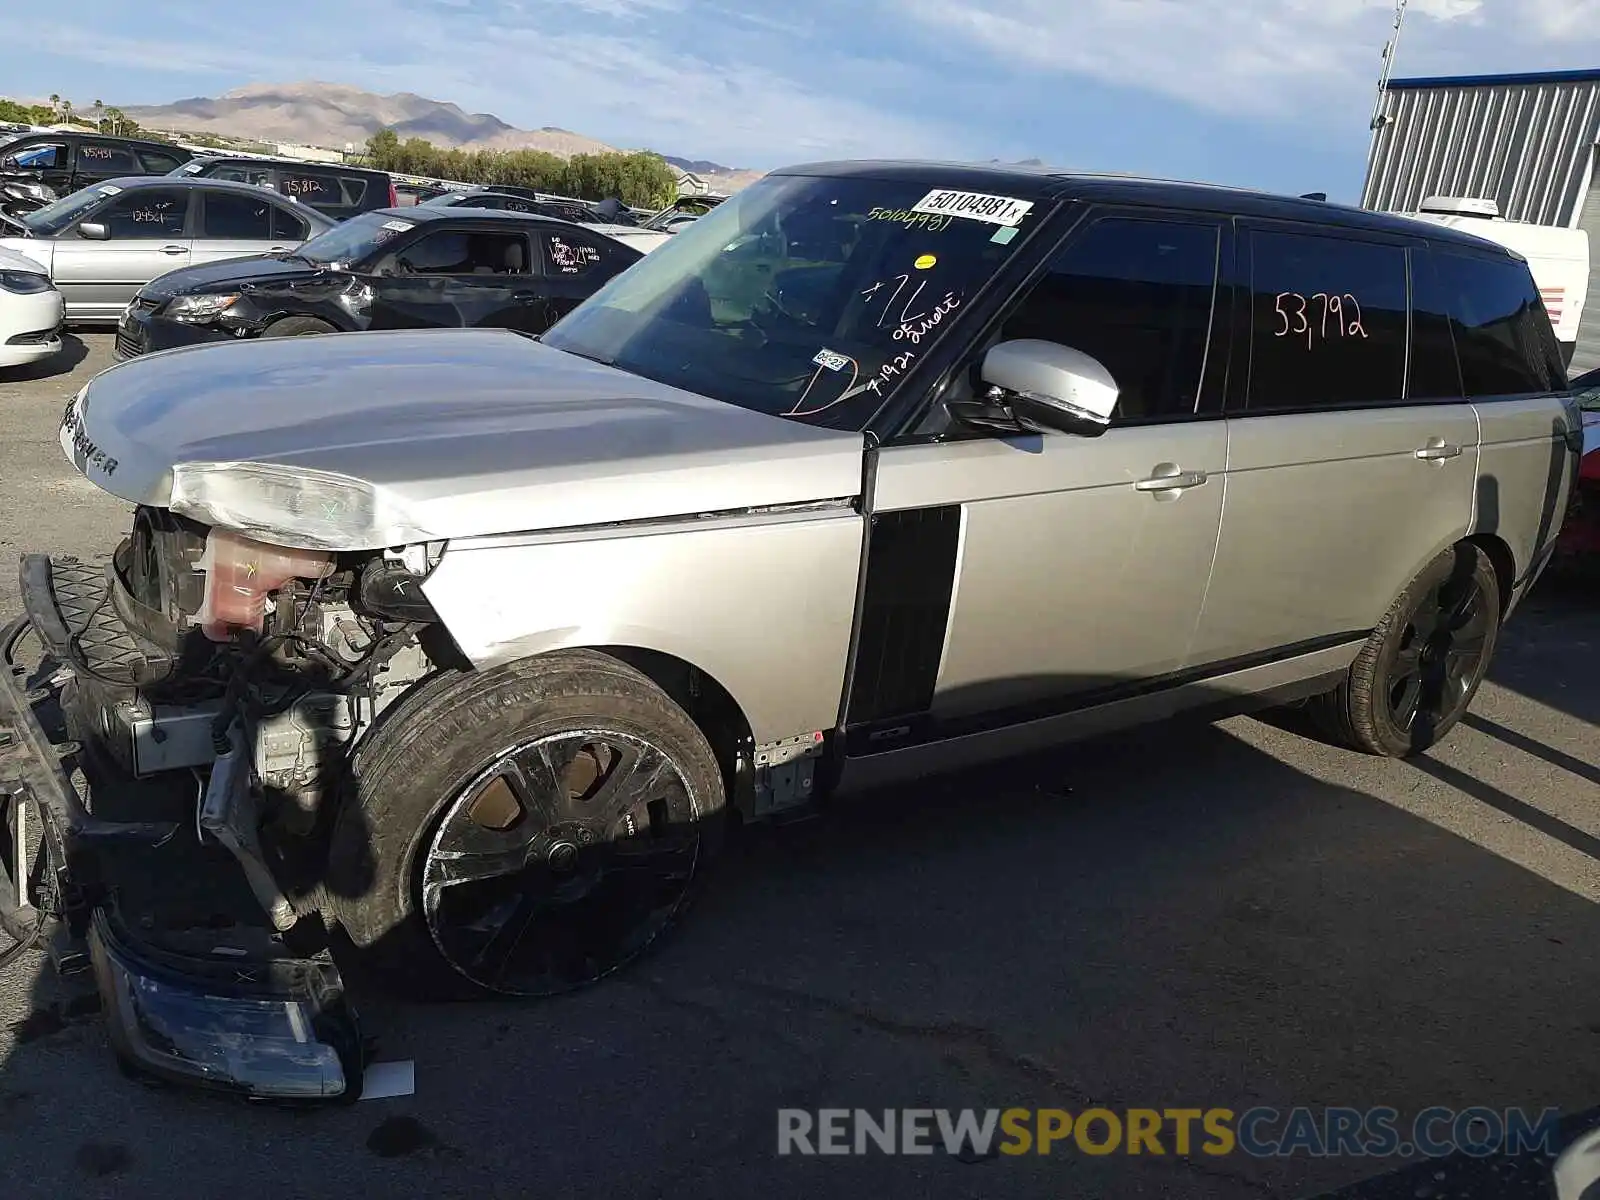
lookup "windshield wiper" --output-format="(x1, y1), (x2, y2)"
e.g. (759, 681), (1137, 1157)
(541, 341), (615, 367)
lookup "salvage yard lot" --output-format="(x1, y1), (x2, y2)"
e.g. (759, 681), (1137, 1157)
(1, 335), (1599, 1199)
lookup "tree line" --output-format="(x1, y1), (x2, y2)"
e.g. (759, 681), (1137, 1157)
(0, 97), (153, 138)
(361, 129), (679, 209)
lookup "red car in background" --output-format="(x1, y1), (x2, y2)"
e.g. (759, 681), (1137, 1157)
(1557, 368), (1600, 562)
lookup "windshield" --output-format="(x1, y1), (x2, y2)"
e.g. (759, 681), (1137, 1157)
(541, 174), (1046, 430)
(294, 210), (418, 266)
(20, 183), (123, 236)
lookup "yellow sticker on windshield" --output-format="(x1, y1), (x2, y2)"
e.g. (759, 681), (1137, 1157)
(914, 254), (937, 270)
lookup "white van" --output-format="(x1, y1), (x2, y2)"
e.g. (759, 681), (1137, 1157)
(1399, 196), (1590, 370)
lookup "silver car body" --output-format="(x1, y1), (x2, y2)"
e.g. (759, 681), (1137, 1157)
(51, 163), (1584, 780)
(0, 176), (335, 322)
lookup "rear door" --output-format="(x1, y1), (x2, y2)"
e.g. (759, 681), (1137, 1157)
(1438, 249), (1580, 605)
(274, 168), (365, 221)
(51, 185), (195, 320)
(72, 140), (143, 189)
(192, 188), (303, 266)
(533, 226), (640, 326)
(1189, 224), (1480, 665)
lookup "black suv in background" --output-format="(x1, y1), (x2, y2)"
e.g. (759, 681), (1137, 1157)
(171, 156), (397, 221)
(0, 132), (192, 199)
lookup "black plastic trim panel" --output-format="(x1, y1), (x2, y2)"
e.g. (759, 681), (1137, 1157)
(843, 505), (961, 726)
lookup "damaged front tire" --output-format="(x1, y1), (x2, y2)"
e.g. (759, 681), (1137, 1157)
(326, 650), (726, 999)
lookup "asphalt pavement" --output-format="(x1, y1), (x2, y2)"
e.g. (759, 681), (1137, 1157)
(1, 334), (1598, 1199)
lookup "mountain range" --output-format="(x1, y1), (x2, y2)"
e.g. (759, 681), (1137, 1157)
(115, 81), (765, 191)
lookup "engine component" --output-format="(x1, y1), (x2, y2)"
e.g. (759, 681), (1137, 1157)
(195, 529), (335, 642)
(357, 558), (437, 621)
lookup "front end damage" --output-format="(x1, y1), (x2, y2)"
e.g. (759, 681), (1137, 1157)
(0, 513), (446, 1100)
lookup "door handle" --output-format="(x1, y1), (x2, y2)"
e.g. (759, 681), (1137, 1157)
(1414, 438), (1463, 461)
(267, 245), (289, 253)
(158, 245), (186, 255)
(1134, 466), (1208, 492)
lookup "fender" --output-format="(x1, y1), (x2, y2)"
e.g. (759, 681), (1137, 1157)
(420, 505), (865, 745)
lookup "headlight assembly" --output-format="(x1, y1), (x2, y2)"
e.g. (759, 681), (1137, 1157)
(165, 293), (240, 323)
(0, 270), (52, 294)
(168, 461), (437, 552)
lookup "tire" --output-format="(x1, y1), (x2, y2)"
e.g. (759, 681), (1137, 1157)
(327, 650), (727, 1000)
(1310, 542), (1501, 757)
(260, 315), (337, 338)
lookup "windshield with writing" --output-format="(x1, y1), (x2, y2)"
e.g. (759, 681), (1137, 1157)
(294, 211), (414, 266)
(540, 175), (1046, 431)
(21, 184), (122, 236)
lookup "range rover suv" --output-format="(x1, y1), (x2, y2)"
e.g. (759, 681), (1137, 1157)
(0, 161), (1581, 1100)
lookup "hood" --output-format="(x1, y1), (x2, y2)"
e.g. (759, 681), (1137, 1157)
(65, 327), (865, 549)
(137, 254), (324, 302)
(0, 237), (50, 272)
(0, 244), (49, 275)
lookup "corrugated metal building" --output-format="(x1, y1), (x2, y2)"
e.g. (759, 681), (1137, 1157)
(1362, 67), (1600, 374)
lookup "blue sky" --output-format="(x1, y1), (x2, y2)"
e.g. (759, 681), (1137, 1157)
(10, 0), (1600, 201)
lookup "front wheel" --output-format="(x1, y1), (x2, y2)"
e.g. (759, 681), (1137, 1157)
(1310, 543), (1501, 757)
(260, 315), (337, 338)
(328, 651), (727, 999)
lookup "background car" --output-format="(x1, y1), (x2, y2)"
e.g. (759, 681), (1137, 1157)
(422, 188), (598, 220)
(0, 245), (64, 369)
(393, 181), (449, 206)
(171, 156), (398, 222)
(1556, 366), (1600, 565)
(0, 176), (337, 323)
(0, 132), (192, 213)
(115, 204), (644, 357)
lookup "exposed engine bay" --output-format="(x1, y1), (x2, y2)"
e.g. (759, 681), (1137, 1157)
(57, 508), (450, 919)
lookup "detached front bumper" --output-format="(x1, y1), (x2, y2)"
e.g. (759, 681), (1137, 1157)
(0, 561), (365, 1101)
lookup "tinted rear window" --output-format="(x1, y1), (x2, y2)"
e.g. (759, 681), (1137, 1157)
(1244, 229), (1408, 411)
(1430, 251), (1563, 397)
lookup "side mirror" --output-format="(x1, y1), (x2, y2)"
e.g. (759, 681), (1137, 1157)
(954, 339), (1119, 438)
(76, 222), (110, 240)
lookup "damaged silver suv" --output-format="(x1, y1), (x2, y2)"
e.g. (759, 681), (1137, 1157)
(0, 161), (1583, 1100)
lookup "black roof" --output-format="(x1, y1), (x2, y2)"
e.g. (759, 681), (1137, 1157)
(187, 154), (390, 177)
(362, 205), (623, 234)
(772, 160), (1519, 256)
(0, 130), (180, 151)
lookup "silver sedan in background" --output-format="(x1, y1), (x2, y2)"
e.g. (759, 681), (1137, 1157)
(0, 176), (337, 323)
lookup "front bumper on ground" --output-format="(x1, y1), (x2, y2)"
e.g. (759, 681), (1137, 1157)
(0, 558), (365, 1101)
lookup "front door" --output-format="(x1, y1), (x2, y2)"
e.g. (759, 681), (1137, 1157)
(0, 138), (71, 195)
(52, 185), (194, 320)
(1190, 225), (1481, 665)
(367, 226), (536, 330)
(845, 212), (1232, 749)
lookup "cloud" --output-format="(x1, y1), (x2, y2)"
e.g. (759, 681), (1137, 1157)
(894, 0), (1485, 118)
(1515, 0), (1600, 38)
(894, 0), (1600, 127)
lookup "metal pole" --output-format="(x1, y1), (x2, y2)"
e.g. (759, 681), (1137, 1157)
(1363, 0), (1409, 209)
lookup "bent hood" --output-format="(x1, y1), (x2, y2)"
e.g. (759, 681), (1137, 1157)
(63, 327), (865, 547)
(136, 254), (324, 302)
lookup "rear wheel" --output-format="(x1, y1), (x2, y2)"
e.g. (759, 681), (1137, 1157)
(328, 651), (726, 999)
(260, 315), (337, 338)
(1311, 543), (1500, 757)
